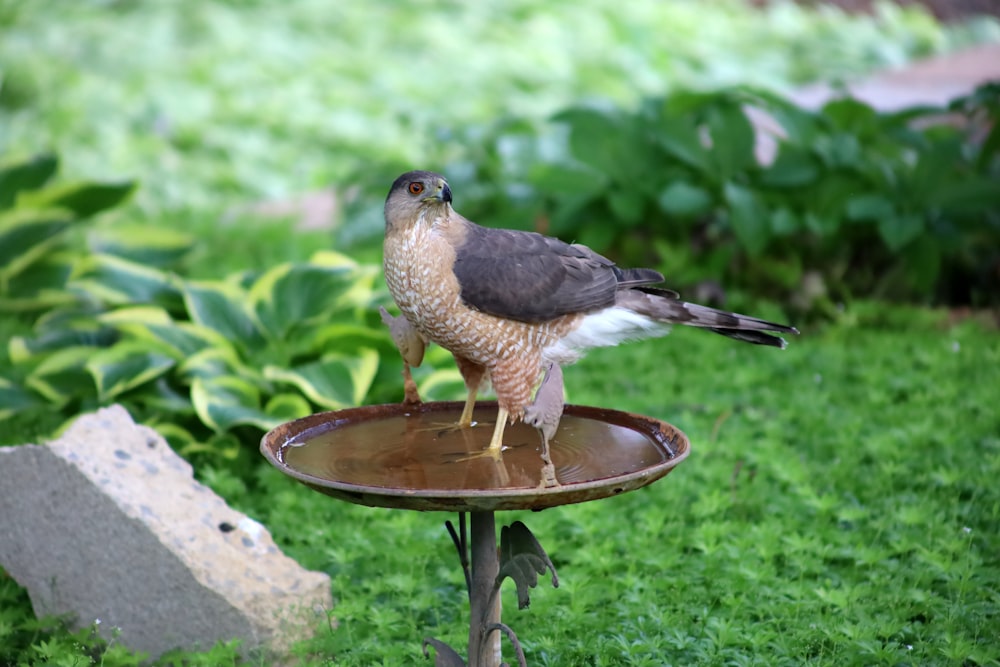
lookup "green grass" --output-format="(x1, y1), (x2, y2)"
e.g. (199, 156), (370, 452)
(243, 306), (997, 666)
(8, 304), (989, 665)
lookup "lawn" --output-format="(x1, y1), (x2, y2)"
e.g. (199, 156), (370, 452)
(2, 0), (999, 665)
(238, 306), (999, 666)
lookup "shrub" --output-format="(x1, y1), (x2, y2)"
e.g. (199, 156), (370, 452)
(343, 85), (1000, 315)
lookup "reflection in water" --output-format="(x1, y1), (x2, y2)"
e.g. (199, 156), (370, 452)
(281, 408), (668, 491)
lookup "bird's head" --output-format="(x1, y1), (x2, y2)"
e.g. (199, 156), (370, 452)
(384, 170), (452, 232)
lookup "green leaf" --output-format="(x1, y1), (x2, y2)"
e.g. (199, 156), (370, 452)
(0, 208), (73, 280)
(24, 346), (99, 404)
(924, 177), (1000, 213)
(178, 346), (244, 381)
(759, 146), (820, 187)
(0, 253), (78, 314)
(878, 213), (924, 251)
(97, 305), (174, 327)
(770, 208), (799, 236)
(89, 225), (195, 268)
(553, 108), (623, 173)
(71, 254), (180, 308)
(131, 377), (196, 416)
(8, 318), (111, 364)
(85, 342), (176, 401)
(822, 97), (879, 134)
(191, 375), (278, 432)
(146, 420), (198, 450)
(528, 162), (606, 196)
(310, 323), (393, 357)
(182, 281), (265, 352)
(845, 194), (896, 222)
(752, 91), (821, 143)
(309, 249), (362, 269)
(0, 377), (44, 420)
(656, 115), (709, 173)
(607, 190), (645, 225)
(416, 368), (466, 402)
(707, 102), (756, 177)
(0, 153), (58, 210)
(98, 306), (233, 361)
(264, 392), (313, 422)
(657, 181), (713, 218)
(264, 349), (379, 409)
(724, 182), (770, 255)
(16, 180), (136, 219)
(249, 263), (358, 341)
(901, 235), (942, 294)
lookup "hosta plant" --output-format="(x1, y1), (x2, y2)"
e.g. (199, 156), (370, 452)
(7, 249), (408, 457)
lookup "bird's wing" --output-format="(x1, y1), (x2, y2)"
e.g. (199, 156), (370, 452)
(451, 223), (653, 323)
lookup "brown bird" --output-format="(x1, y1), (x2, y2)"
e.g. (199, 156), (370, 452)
(383, 170), (797, 482)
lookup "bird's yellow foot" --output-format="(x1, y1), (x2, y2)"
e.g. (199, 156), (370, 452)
(415, 391), (480, 435)
(454, 407), (509, 462)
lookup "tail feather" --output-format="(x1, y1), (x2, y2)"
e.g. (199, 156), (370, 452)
(617, 287), (799, 348)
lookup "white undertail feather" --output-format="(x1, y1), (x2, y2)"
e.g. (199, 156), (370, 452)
(543, 306), (669, 365)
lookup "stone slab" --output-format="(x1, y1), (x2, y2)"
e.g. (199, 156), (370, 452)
(0, 405), (332, 659)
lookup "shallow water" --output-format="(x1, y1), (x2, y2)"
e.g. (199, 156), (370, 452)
(280, 406), (668, 491)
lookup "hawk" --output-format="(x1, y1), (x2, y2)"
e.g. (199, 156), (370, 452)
(382, 170), (797, 483)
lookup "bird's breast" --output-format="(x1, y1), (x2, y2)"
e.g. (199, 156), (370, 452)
(383, 225), (573, 366)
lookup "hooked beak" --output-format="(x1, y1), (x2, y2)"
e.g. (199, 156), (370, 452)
(421, 178), (452, 205)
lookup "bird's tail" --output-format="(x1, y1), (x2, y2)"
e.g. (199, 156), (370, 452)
(618, 287), (798, 349)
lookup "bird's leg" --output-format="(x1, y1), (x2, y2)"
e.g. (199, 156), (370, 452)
(524, 363), (565, 488)
(455, 356), (487, 428)
(485, 406), (510, 460)
(415, 356), (487, 436)
(458, 388), (477, 428)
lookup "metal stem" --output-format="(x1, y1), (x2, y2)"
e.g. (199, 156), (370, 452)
(468, 511), (501, 667)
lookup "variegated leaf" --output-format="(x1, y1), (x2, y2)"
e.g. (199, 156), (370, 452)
(264, 348), (379, 409)
(70, 254), (181, 308)
(24, 346), (99, 404)
(249, 262), (358, 341)
(85, 342), (176, 401)
(190, 375), (280, 433)
(183, 281), (266, 353)
(0, 378), (44, 420)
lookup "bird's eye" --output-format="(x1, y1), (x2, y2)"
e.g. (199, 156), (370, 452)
(408, 182), (424, 195)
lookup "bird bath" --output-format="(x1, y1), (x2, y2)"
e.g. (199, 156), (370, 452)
(261, 400), (689, 666)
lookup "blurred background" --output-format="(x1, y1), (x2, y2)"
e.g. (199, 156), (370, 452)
(3, 0), (998, 311)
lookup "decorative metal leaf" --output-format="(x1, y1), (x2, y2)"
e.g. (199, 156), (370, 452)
(496, 521), (559, 610)
(422, 637), (466, 667)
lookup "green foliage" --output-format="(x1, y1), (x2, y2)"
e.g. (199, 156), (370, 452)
(2, 1), (996, 211)
(0, 153), (134, 314)
(407, 85), (1000, 314)
(5, 249), (396, 456)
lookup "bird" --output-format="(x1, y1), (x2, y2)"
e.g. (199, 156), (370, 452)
(382, 170), (797, 484)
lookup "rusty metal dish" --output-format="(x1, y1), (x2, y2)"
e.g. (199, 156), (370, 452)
(260, 401), (689, 512)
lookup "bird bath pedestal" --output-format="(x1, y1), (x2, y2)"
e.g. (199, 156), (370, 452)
(260, 401), (689, 666)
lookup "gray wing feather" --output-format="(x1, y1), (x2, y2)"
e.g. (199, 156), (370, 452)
(452, 223), (662, 323)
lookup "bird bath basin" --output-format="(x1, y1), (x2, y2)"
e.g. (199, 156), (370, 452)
(261, 401), (689, 665)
